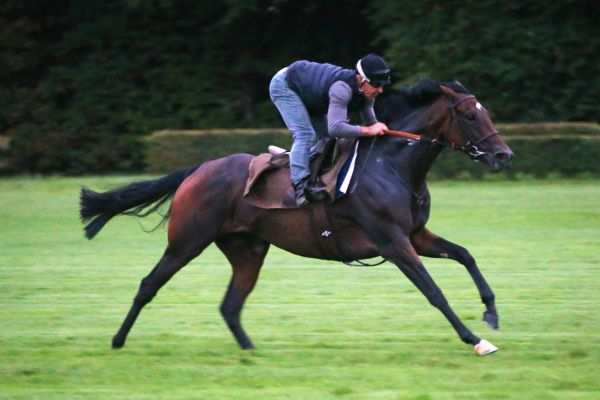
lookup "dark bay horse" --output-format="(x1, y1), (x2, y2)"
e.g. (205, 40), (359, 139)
(80, 79), (513, 356)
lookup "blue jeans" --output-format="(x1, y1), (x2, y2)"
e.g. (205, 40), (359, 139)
(269, 68), (323, 186)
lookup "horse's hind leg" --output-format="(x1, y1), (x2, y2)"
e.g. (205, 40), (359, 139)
(112, 202), (222, 348)
(216, 234), (270, 350)
(111, 241), (208, 349)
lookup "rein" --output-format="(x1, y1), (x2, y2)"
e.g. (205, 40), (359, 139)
(385, 129), (422, 141)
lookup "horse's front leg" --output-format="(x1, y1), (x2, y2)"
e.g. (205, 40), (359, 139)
(372, 228), (497, 355)
(411, 227), (499, 330)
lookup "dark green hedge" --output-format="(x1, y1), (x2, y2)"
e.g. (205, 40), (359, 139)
(7, 129), (144, 175)
(145, 124), (600, 178)
(145, 129), (292, 173)
(431, 137), (600, 179)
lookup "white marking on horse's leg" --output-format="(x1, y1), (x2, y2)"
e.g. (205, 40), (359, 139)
(474, 339), (498, 356)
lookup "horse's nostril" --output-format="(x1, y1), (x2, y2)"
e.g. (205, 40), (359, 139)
(495, 151), (513, 162)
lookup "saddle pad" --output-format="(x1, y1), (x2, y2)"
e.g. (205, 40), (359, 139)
(243, 154), (296, 209)
(243, 139), (358, 209)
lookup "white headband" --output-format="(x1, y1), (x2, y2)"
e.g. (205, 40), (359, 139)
(356, 59), (370, 82)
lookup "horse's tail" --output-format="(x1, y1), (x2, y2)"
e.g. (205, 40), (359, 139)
(80, 165), (200, 239)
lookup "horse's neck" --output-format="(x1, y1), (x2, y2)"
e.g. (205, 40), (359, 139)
(365, 137), (443, 189)
(408, 140), (444, 185)
(377, 100), (447, 187)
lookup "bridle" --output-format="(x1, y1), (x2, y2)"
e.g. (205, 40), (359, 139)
(385, 94), (500, 161)
(447, 95), (500, 160)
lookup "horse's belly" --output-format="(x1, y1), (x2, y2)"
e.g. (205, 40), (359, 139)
(335, 228), (380, 261)
(254, 210), (378, 261)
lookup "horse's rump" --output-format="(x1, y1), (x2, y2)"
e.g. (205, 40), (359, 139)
(243, 139), (357, 209)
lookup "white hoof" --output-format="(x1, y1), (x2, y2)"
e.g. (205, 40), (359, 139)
(474, 339), (498, 356)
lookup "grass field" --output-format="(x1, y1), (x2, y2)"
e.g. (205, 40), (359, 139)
(1, 176), (599, 399)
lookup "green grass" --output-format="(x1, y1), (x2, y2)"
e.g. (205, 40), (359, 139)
(1, 176), (599, 399)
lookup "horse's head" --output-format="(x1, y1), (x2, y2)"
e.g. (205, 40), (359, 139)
(434, 84), (513, 171)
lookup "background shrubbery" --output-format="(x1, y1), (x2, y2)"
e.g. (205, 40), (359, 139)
(1, 0), (598, 174)
(145, 124), (600, 178)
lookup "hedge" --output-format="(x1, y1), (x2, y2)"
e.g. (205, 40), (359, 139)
(145, 129), (292, 173)
(145, 123), (600, 178)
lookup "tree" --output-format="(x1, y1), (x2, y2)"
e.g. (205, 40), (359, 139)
(369, 0), (600, 121)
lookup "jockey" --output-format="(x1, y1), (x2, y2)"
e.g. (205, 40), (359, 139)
(269, 53), (392, 207)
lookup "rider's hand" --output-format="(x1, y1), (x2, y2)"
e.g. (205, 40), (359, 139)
(361, 122), (388, 137)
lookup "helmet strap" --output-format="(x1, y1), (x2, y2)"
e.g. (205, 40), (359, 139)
(357, 75), (368, 92)
(356, 59), (370, 83)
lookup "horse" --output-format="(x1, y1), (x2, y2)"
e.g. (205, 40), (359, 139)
(80, 79), (513, 356)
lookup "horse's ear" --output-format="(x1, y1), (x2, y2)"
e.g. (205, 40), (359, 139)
(440, 85), (458, 98)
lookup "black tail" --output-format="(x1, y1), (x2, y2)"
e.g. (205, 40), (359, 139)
(80, 165), (200, 239)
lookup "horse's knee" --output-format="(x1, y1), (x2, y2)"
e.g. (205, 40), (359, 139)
(219, 303), (241, 327)
(219, 303), (232, 317)
(455, 247), (475, 266)
(427, 293), (445, 309)
(134, 279), (157, 306)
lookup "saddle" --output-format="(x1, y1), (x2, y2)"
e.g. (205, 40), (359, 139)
(243, 138), (358, 209)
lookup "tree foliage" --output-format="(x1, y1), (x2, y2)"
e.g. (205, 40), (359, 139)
(1, 0), (598, 173)
(369, 0), (600, 122)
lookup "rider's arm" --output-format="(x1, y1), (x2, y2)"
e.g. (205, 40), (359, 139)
(327, 81), (385, 137)
(360, 99), (377, 126)
(327, 81), (362, 138)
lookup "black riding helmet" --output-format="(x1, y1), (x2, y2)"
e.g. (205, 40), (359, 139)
(356, 53), (391, 87)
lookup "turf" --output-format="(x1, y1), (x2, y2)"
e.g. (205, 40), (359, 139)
(1, 176), (599, 399)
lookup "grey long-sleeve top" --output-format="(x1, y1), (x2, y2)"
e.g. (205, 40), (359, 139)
(327, 81), (377, 138)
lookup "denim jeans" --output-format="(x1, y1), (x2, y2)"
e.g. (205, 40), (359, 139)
(269, 68), (322, 186)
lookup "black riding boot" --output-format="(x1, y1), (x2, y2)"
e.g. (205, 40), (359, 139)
(304, 181), (329, 203)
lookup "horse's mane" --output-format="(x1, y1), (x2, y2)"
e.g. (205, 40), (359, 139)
(375, 79), (471, 123)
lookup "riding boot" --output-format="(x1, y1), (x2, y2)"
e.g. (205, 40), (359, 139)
(304, 180), (329, 203)
(293, 180), (309, 207)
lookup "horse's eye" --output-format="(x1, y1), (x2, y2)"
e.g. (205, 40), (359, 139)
(465, 112), (476, 121)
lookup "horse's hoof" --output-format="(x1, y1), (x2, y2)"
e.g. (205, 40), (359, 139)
(474, 339), (498, 356)
(112, 336), (124, 349)
(483, 311), (499, 330)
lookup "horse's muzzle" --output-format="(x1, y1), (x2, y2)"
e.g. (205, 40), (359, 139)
(489, 150), (513, 171)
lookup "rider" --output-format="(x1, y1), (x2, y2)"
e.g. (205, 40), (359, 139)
(269, 53), (392, 206)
